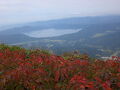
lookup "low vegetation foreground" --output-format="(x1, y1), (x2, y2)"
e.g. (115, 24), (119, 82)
(0, 44), (120, 90)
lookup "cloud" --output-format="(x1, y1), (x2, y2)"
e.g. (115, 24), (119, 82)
(0, 0), (120, 25)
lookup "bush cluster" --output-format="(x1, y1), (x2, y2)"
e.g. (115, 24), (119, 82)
(0, 45), (120, 90)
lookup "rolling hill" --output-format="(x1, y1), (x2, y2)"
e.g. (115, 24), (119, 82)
(0, 15), (120, 58)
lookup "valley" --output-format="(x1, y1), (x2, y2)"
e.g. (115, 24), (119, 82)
(0, 16), (120, 58)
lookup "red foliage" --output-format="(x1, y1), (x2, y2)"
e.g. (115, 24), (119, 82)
(0, 52), (3, 57)
(0, 47), (120, 89)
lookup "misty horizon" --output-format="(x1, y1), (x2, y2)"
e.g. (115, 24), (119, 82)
(0, 0), (120, 26)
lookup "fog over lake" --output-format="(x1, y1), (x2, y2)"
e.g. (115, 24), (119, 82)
(25, 29), (81, 38)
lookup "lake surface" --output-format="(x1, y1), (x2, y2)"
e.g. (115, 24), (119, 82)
(25, 29), (81, 38)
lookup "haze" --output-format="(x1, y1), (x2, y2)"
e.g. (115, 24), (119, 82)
(0, 0), (120, 25)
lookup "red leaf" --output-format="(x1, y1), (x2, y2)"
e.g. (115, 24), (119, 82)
(55, 71), (60, 82)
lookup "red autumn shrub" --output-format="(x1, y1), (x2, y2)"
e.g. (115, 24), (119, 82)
(0, 45), (120, 90)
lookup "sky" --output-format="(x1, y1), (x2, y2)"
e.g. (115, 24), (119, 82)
(0, 0), (120, 25)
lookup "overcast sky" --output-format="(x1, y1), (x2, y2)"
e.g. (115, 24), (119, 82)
(0, 0), (120, 25)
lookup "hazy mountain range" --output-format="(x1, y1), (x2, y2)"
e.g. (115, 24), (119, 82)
(0, 15), (120, 58)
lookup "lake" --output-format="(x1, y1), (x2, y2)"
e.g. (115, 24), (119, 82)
(25, 28), (81, 38)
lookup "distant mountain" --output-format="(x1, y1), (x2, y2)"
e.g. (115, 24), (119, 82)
(0, 15), (120, 58)
(0, 15), (120, 35)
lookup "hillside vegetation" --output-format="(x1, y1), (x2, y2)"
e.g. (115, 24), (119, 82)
(0, 44), (120, 90)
